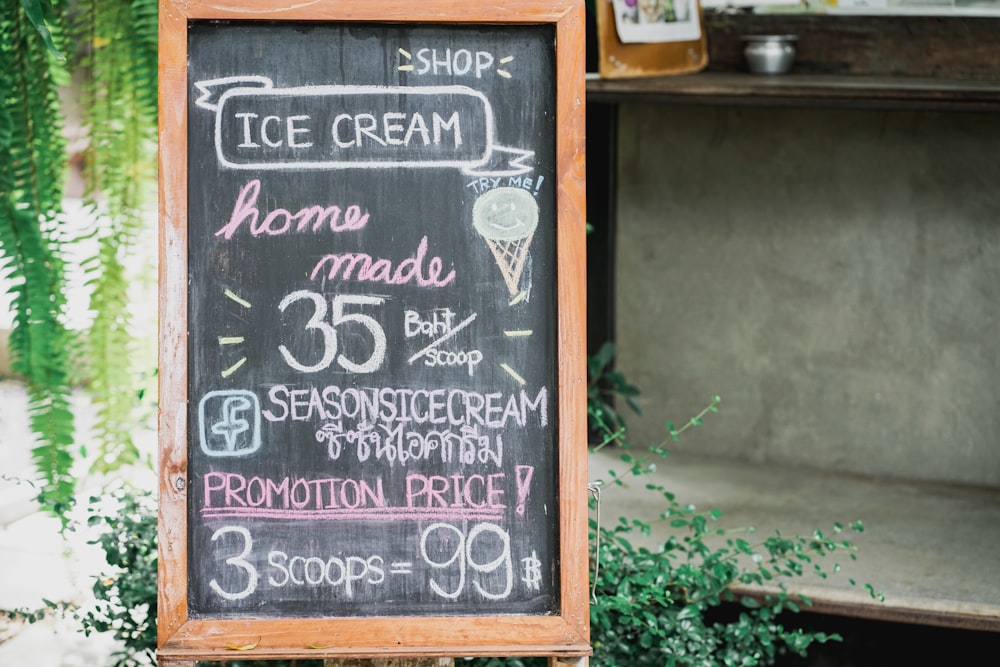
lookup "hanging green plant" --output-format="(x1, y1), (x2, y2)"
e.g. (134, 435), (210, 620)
(0, 0), (77, 526)
(73, 0), (158, 475)
(1, 0), (158, 525)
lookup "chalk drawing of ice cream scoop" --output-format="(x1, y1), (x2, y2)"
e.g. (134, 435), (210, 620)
(472, 187), (539, 297)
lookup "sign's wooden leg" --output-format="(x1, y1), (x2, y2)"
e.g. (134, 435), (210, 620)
(548, 658), (588, 667)
(323, 660), (454, 667)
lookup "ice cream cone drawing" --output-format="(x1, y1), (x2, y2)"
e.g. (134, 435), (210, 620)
(472, 187), (539, 297)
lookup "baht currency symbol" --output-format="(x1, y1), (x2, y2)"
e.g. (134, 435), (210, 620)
(521, 550), (542, 591)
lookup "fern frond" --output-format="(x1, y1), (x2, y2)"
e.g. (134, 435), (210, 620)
(72, 0), (157, 473)
(16, 0), (64, 58)
(86, 235), (141, 471)
(0, 0), (76, 526)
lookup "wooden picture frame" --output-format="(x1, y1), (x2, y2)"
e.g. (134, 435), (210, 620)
(158, 0), (589, 663)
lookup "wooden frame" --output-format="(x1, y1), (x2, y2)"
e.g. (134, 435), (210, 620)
(158, 0), (589, 662)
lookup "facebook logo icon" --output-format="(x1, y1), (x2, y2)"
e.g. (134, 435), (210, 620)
(198, 390), (261, 457)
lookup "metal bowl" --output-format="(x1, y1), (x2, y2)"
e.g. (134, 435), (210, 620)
(742, 34), (797, 75)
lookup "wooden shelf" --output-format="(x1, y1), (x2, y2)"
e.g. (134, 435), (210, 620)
(587, 72), (1000, 112)
(586, 14), (1000, 111)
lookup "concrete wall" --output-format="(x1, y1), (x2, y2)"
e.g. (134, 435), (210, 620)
(614, 103), (1000, 488)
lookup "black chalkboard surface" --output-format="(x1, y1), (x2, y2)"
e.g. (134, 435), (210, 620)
(186, 21), (559, 618)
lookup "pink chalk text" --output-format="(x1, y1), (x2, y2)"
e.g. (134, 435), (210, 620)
(216, 178), (369, 239)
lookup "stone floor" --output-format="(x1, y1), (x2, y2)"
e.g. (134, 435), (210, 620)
(0, 380), (152, 666)
(0, 510), (123, 666)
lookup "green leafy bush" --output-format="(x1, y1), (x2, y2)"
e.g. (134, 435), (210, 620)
(77, 485), (158, 667)
(464, 446), (876, 667)
(74, 485), (325, 667)
(587, 341), (641, 445)
(587, 454), (872, 666)
(579, 364), (878, 667)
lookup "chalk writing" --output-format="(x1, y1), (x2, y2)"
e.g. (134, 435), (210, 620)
(200, 469), (529, 521)
(194, 78), (534, 175)
(317, 422), (504, 468)
(407, 311), (481, 375)
(216, 178), (370, 239)
(261, 384), (547, 429)
(186, 21), (561, 616)
(521, 550), (542, 591)
(209, 526), (258, 601)
(421, 522), (513, 601)
(409, 48), (497, 78)
(267, 550), (385, 597)
(514, 464), (534, 516)
(309, 236), (456, 287)
(205, 522), (532, 604)
(203, 472), (387, 512)
(277, 292), (387, 374)
(405, 307), (457, 337)
(466, 174), (545, 195)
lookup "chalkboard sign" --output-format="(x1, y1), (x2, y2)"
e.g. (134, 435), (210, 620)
(158, 0), (588, 662)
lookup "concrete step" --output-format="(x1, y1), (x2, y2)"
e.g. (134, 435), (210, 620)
(589, 447), (1000, 632)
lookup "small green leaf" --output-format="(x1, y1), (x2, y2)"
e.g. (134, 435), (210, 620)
(17, 0), (63, 58)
